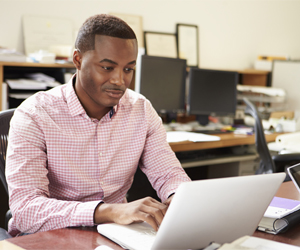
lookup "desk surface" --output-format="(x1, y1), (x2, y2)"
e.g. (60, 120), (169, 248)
(5, 181), (300, 250)
(169, 132), (281, 152)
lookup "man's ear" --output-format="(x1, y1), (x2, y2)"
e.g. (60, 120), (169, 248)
(73, 49), (82, 70)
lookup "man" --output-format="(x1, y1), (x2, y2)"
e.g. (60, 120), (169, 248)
(6, 14), (191, 237)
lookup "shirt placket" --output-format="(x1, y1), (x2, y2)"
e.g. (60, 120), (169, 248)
(96, 114), (111, 199)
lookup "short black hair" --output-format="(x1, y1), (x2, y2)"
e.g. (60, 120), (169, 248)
(75, 14), (137, 53)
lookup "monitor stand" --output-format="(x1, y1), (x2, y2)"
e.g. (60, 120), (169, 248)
(196, 115), (209, 126)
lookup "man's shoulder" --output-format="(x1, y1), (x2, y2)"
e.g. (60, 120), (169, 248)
(122, 89), (148, 106)
(23, 84), (66, 106)
(20, 84), (67, 110)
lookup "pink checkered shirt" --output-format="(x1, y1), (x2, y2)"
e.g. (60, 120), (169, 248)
(6, 76), (190, 236)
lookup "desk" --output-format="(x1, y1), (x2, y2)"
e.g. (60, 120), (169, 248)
(4, 181), (300, 250)
(169, 132), (280, 152)
(171, 132), (281, 177)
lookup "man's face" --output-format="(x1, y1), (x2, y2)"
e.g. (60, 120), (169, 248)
(74, 35), (138, 118)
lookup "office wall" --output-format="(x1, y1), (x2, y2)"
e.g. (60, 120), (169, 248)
(1, 0), (300, 70)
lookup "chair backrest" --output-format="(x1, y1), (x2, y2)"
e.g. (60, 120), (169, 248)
(243, 97), (276, 174)
(0, 109), (15, 195)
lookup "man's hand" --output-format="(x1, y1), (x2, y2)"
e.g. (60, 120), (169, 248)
(94, 197), (168, 231)
(163, 194), (174, 207)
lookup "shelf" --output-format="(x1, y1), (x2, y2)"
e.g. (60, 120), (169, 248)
(0, 61), (76, 110)
(180, 153), (258, 168)
(237, 94), (286, 103)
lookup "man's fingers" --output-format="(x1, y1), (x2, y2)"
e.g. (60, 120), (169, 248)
(130, 197), (168, 231)
(139, 204), (165, 228)
(136, 211), (160, 231)
(143, 197), (168, 216)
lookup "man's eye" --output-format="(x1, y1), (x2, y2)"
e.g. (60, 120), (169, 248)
(102, 66), (113, 71)
(124, 68), (134, 72)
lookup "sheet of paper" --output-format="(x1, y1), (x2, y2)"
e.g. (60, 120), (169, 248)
(219, 236), (300, 250)
(241, 236), (300, 250)
(167, 131), (220, 143)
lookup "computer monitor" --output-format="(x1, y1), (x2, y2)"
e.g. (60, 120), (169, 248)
(136, 55), (187, 114)
(187, 68), (238, 125)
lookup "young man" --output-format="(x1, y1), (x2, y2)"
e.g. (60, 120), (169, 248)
(6, 14), (191, 237)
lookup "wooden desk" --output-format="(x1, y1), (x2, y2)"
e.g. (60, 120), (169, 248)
(169, 132), (280, 152)
(4, 181), (300, 249)
(170, 132), (281, 176)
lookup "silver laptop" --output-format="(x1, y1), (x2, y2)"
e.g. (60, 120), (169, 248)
(97, 173), (285, 250)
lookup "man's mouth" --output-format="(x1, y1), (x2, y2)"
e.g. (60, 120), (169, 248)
(105, 89), (124, 99)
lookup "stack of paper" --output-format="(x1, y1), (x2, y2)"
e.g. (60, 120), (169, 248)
(219, 235), (300, 250)
(25, 73), (60, 87)
(6, 79), (48, 90)
(166, 131), (220, 143)
(0, 47), (27, 62)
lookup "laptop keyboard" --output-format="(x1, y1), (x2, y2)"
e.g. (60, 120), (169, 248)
(98, 222), (157, 250)
(124, 227), (156, 250)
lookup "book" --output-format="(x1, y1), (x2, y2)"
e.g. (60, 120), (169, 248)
(258, 196), (300, 234)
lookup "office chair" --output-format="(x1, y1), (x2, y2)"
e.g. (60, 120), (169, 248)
(0, 109), (15, 194)
(243, 98), (300, 180)
(0, 109), (15, 239)
(0, 227), (11, 241)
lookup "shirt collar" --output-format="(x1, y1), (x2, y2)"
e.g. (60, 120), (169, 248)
(65, 74), (124, 119)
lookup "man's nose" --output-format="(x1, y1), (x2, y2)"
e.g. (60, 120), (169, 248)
(110, 69), (125, 86)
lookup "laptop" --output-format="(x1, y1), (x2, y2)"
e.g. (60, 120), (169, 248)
(97, 173), (286, 250)
(287, 163), (300, 193)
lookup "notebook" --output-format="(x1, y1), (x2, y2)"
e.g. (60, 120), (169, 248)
(97, 173), (286, 250)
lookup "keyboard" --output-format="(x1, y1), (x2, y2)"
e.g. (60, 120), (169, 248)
(97, 222), (156, 250)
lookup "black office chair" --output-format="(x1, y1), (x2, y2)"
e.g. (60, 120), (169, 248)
(0, 109), (15, 239)
(243, 98), (300, 180)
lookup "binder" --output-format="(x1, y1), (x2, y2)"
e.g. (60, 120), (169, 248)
(258, 197), (300, 234)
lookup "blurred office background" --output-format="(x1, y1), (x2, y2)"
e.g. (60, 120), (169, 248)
(1, 0), (300, 70)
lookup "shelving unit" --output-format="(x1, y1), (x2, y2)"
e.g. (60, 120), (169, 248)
(0, 61), (76, 110)
(236, 84), (287, 114)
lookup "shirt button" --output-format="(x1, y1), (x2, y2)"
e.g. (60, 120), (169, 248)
(100, 181), (104, 185)
(99, 152), (102, 157)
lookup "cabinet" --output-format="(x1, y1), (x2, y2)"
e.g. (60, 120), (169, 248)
(238, 69), (271, 87)
(0, 61), (76, 110)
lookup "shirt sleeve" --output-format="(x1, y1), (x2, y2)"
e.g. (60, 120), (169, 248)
(6, 108), (101, 235)
(139, 101), (191, 202)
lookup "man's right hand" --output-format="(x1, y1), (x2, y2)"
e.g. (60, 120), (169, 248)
(94, 197), (168, 231)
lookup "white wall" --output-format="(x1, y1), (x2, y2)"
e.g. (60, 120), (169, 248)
(1, 0), (300, 70)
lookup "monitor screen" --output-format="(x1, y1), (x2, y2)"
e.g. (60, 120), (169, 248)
(137, 55), (187, 113)
(188, 68), (238, 116)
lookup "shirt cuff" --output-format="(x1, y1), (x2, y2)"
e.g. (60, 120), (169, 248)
(71, 200), (102, 227)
